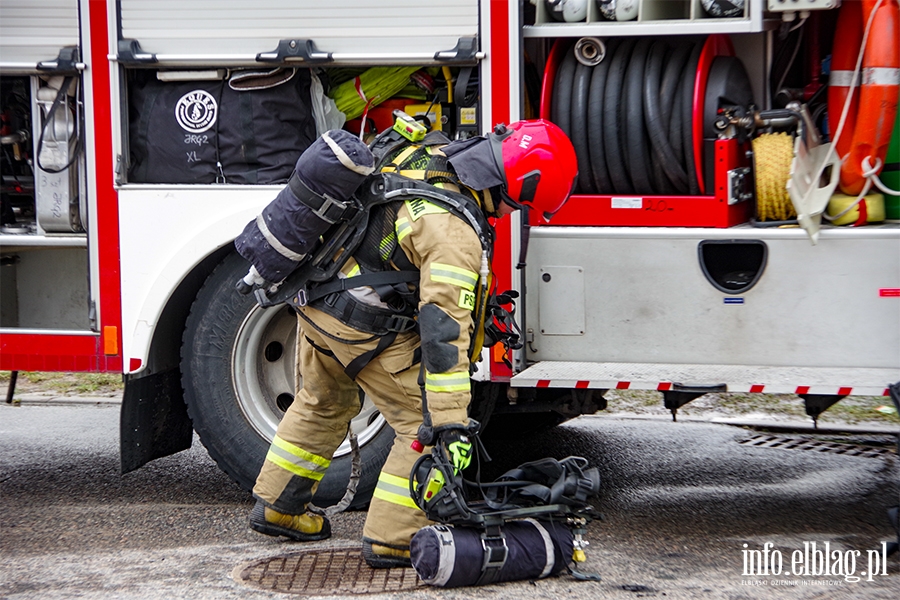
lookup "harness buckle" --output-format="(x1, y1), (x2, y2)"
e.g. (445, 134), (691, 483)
(295, 288), (308, 307)
(385, 314), (416, 333)
(313, 193), (353, 224)
(481, 535), (508, 570)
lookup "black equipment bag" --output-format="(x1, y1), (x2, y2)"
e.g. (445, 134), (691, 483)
(128, 68), (316, 184)
(411, 519), (574, 587)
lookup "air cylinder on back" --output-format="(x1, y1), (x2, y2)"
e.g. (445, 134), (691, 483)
(234, 129), (375, 284)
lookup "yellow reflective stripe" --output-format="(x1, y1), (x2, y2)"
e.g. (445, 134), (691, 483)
(379, 238), (391, 260)
(373, 472), (420, 510)
(405, 198), (449, 221)
(272, 435), (331, 468)
(265, 450), (325, 481)
(430, 263), (477, 291)
(379, 471), (411, 489)
(395, 217), (412, 242)
(425, 371), (470, 393)
(373, 488), (420, 510)
(346, 263), (361, 277)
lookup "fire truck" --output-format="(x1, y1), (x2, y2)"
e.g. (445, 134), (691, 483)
(1, 0), (898, 507)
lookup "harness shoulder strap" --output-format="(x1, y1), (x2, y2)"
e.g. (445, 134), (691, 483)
(366, 172), (495, 250)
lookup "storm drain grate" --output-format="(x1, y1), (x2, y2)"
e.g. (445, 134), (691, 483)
(234, 546), (425, 596)
(739, 435), (895, 459)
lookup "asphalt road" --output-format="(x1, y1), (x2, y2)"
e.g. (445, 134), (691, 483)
(1, 401), (899, 599)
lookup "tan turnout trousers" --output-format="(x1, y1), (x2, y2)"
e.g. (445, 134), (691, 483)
(253, 304), (441, 548)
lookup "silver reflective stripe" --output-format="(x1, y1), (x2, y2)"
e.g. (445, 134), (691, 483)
(423, 525), (457, 586)
(322, 131), (375, 175)
(831, 68), (900, 87)
(255, 214), (306, 262)
(830, 70), (856, 87)
(862, 67), (900, 85)
(523, 518), (555, 578)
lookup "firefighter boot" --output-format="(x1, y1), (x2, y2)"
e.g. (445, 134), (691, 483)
(249, 500), (331, 541)
(362, 540), (412, 569)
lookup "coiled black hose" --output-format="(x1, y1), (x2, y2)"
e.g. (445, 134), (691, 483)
(552, 47), (577, 145)
(603, 38), (636, 195)
(587, 38), (619, 194)
(625, 38), (654, 195)
(571, 61), (594, 194)
(644, 40), (689, 194)
(550, 36), (711, 197)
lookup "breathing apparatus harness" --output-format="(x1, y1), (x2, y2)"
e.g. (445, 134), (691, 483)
(410, 419), (602, 582)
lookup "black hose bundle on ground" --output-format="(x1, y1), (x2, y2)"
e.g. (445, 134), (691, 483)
(552, 36), (707, 196)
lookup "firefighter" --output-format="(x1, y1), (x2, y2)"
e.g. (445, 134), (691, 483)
(250, 119), (578, 568)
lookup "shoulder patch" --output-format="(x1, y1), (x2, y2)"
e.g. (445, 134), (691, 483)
(405, 198), (449, 221)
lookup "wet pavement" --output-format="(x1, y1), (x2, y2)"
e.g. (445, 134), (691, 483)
(1, 402), (898, 599)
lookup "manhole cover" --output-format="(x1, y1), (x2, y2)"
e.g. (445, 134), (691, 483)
(739, 434), (895, 459)
(235, 546), (425, 596)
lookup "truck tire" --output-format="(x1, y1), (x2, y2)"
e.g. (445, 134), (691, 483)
(181, 251), (393, 508)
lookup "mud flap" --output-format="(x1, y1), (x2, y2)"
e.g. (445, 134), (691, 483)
(120, 368), (193, 474)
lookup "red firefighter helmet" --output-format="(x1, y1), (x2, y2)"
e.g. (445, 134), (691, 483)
(490, 119), (578, 221)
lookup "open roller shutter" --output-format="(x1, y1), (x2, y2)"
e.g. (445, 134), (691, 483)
(117, 0), (480, 66)
(0, 0), (80, 73)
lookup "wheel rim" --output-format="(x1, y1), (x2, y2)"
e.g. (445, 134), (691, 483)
(232, 303), (386, 458)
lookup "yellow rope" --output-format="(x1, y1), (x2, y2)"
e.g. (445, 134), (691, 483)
(753, 132), (796, 221)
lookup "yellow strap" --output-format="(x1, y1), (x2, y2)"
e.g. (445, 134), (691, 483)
(425, 371), (470, 393)
(381, 145), (420, 173)
(430, 263), (478, 291)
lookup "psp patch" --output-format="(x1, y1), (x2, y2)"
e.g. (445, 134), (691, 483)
(458, 289), (476, 311)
